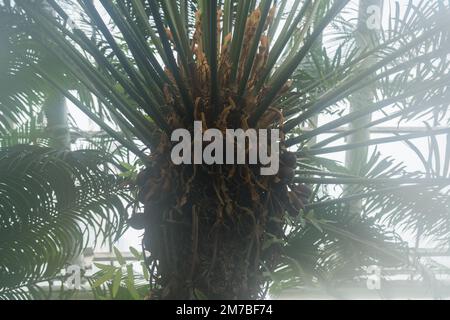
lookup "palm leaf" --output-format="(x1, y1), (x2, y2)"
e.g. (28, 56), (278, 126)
(0, 145), (129, 300)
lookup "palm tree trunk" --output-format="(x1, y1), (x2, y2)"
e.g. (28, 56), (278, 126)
(345, 0), (382, 173)
(43, 90), (70, 150)
(44, 91), (87, 270)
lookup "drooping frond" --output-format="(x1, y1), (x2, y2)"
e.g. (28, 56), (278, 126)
(0, 145), (129, 300)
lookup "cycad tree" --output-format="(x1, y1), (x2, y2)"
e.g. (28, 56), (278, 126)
(2, 0), (450, 299)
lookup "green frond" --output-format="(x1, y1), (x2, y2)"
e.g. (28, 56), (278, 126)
(0, 145), (129, 299)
